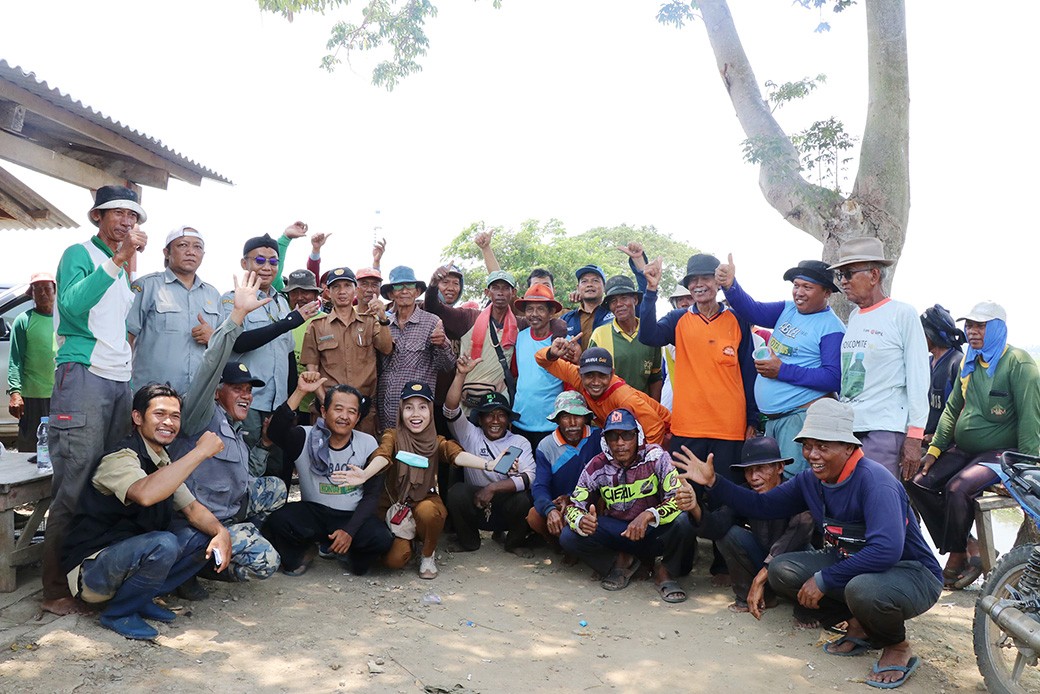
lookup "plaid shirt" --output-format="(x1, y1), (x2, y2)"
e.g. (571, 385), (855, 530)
(377, 307), (456, 430)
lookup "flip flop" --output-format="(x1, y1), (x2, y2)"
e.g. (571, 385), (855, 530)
(822, 635), (872, 657)
(952, 556), (984, 590)
(656, 580), (687, 604)
(600, 559), (641, 591)
(865, 656), (920, 689)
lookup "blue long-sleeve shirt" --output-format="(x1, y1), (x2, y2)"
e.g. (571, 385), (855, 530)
(707, 453), (942, 591)
(531, 427), (603, 517)
(723, 280), (845, 414)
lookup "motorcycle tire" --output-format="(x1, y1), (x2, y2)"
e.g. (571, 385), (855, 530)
(973, 543), (1040, 694)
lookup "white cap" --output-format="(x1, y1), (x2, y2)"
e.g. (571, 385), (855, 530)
(958, 301), (1006, 323)
(165, 226), (204, 248)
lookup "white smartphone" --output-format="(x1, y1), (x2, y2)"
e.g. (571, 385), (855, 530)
(212, 547), (223, 567)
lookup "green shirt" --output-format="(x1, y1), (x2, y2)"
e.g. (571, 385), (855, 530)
(292, 310), (325, 413)
(589, 318), (662, 396)
(929, 346), (1040, 457)
(7, 309), (57, 398)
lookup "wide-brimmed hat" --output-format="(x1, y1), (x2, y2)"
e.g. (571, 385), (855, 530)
(681, 253), (720, 288)
(603, 275), (642, 306)
(89, 185), (147, 226)
(515, 283), (563, 314)
(958, 300), (1007, 323)
(669, 285), (691, 301)
(284, 269), (319, 292)
(574, 264), (606, 283)
(380, 266), (427, 299)
(547, 391), (593, 421)
(164, 226), (204, 249)
(400, 381), (434, 403)
(219, 361), (266, 388)
(325, 267), (358, 286)
(782, 260), (839, 293)
(827, 237), (894, 270)
(794, 399), (861, 446)
(466, 391), (520, 426)
(732, 436), (793, 468)
(579, 347), (613, 375)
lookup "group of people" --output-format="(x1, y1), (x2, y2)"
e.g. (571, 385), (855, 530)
(7, 185), (1039, 689)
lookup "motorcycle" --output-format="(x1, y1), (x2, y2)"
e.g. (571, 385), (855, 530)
(973, 451), (1040, 694)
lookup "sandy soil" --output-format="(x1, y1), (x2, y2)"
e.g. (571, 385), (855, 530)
(0, 535), (989, 694)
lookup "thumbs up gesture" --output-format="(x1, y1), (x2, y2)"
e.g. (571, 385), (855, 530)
(715, 253), (736, 289)
(579, 503), (598, 536)
(191, 312), (214, 345)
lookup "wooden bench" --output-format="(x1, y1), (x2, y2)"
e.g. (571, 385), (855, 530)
(0, 451), (51, 592)
(975, 489), (1019, 574)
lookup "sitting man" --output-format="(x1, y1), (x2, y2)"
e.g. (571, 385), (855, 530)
(444, 355), (537, 557)
(675, 436), (813, 614)
(527, 391), (603, 551)
(61, 385), (230, 640)
(263, 374), (392, 575)
(561, 408), (693, 603)
(908, 301), (1040, 589)
(536, 341), (671, 446)
(673, 399), (942, 689)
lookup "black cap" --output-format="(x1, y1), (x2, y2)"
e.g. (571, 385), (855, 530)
(782, 260), (840, 294)
(220, 361), (266, 387)
(325, 267), (358, 286)
(89, 185), (147, 226)
(400, 381), (434, 402)
(466, 391), (520, 426)
(284, 269), (319, 292)
(579, 347), (613, 375)
(243, 234), (278, 257)
(732, 436), (793, 468)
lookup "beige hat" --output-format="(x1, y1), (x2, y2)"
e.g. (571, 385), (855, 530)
(827, 237), (894, 270)
(794, 399), (862, 446)
(958, 301), (1007, 323)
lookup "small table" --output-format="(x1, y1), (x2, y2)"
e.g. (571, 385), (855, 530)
(0, 452), (51, 592)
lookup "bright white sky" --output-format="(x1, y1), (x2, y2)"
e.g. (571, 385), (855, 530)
(3, 0), (1038, 345)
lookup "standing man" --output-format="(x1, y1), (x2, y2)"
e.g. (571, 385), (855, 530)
(283, 269), (325, 421)
(511, 284), (565, 449)
(590, 275), (662, 400)
(128, 226), (222, 394)
(561, 243), (649, 350)
(301, 267), (392, 436)
(715, 256), (846, 477)
(828, 238), (929, 480)
(42, 185), (148, 616)
(7, 272), (57, 452)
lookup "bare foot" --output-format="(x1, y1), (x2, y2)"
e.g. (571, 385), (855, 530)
(728, 601), (751, 613)
(710, 573), (732, 588)
(868, 641), (916, 686)
(41, 596), (91, 616)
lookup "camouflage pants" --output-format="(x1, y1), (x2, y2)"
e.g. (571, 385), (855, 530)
(225, 476), (287, 581)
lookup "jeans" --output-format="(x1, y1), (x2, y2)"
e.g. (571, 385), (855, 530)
(79, 528), (209, 618)
(559, 512), (697, 578)
(765, 409), (809, 478)
(768, 549), (942, 647)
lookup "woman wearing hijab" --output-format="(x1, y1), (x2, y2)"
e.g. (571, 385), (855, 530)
(907, 301), (1040, 589)
(341, 381), (514, 579)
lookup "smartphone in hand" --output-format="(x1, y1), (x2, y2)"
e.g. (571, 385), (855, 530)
(494, 445), (523, 475)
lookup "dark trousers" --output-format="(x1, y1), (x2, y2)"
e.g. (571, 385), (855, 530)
(16, 396), (50, 452)
(768, 549), (942, 647)
(261, 501), (393, 574)
(559, 512), (697, 578)
(42, 363), (132, 600)
(907, 447), (1004, 553)
(446, 482), (532, 551)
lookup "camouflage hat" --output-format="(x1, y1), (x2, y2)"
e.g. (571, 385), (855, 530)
(547, 391), (593, 421)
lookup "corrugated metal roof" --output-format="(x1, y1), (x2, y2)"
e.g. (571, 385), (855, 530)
(0, 59), (232, 185)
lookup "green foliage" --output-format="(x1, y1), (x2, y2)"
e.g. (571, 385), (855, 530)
(656, 2), (699, 29)
(440, 220), (700, 303)
(793, 0), (856, 33)
(791, 117), (856, 193)
(764, 74), (827, 113)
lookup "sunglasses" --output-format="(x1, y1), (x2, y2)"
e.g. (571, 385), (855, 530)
(604, 430), (637, 442)
(392, 283), (418, 291)
(251, 256), (280, 266)
(832, 268), (870, 282)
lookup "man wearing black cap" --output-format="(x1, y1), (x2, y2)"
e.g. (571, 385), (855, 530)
(714, 255), (846, 477)
(220, 235), (321, 477)
(301, 267), (392, 436)
(443, 355), (537, 556)
(42, 185), (149, 616)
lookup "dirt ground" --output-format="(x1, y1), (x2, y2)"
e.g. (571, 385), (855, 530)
(0, 534), (989, 694)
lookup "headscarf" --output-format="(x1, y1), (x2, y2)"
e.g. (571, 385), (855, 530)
(961, 318), (1008, 379)
(391, 397), (442, 503)
(308, 418), (335, 476)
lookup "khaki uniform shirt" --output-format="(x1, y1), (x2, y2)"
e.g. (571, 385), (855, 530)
(300, 305), (392, 397)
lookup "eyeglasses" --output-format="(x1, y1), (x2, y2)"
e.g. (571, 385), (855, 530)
(604, 430), (637, 442)
(393, 283), (418, 291)
(832, 268), (871, 282)
(250, 256), (280, 266)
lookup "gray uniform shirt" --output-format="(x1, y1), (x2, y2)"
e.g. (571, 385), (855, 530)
(294, 428), (379, 511)
(220, 289), (292, 412)
(129, 268), (222, 394)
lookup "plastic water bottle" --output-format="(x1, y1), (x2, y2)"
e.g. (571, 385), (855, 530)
(36, 417), (52, 474)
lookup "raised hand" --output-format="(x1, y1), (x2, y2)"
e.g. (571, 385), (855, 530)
(231, 272), (272, 321)
(474, 228), (495, 250)
(311, 232), (331, 252)
(671, 447), (717, 488)
(643, 256), (664, 291)
(549, 333), (582, 359)
(284, 221), (308, 239)
(455, 354), (483, 376)
(430, 261), (456, 286)
(297, 371), (328, 394)
(430, 319), (447, 347)
(372, 237), (386, 265)
(367, 296), (387, 321)
(114, 225), (148, 266)
(195, 431), (225, 459)
(616, 241), (646, 270)
(191, 313), (213, 346)
(715, 253), (735, 289)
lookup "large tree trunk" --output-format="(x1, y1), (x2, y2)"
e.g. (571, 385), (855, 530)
(696, 0), (910, 297)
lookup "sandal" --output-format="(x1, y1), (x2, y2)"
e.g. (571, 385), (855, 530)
(656, 580), (687, 604)
(822, 635), (872, 657)
(600, 559), (641, 591)
(950, 556), (983, 590)
(865, 656), (920, 689)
